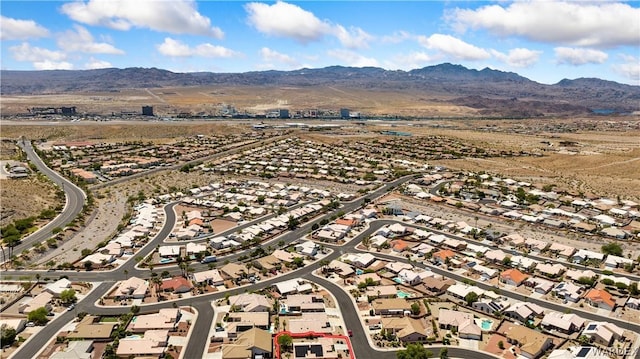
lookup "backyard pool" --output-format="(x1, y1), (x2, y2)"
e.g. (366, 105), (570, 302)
(356, 269), (364, 275)
(159, 258), (174, 264)
(397, 290), (413, 299)
(480, 319), (493, 331)
(393, 277), (404, 284)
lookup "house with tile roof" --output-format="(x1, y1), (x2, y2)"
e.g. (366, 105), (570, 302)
(381, 317), (428, 343)
(584, 289), (616, 311)
(500, 268), (529, 286)
(438, 309), (482, 340)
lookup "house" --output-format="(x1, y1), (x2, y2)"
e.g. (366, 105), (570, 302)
(282, 295), (325, 313)
(345, 253), (375, 268)
(112, 277), (148, 299)
(228, 293), (271, 312)
(536, 263), (566, 278)
(503, 325), (553, 359)
(397, 269), (429, 286)
(19, 292), (53, 314)
(192, 269), (225, 286)
(49, 340), (94, 359)
(504, 302), (545, 323)
(365, 285), (397, 299)
(384, 261), (413, 274)
(381, 317), (428, 342)
(116, 330), (168, 358)
(571, 249), (604, 264)
(564, 269), (598, 283)
(548, 243), (576, 258)
(604, 255), (633, 269)
(484, 249), (508, 263)
(446, 283), (484, 300)
(67, 315), (117, 341)
(221, 328), (272, 359)
(326, 260), (354, 278)
(226, 312), (270, 336)
(626, 297), (640, 310)
(273, 279), (312, 295)
(524, 277), (555, 294)
(288, 313), (332, 334)
(552, 282), (584, 303)
(438, 309), (482, 340)
(295, 240), (318, 257)
(422, 276), (455, 295)
(372, 298), (413, 316)
(128, 308), (180, 332)
(432, 249), (456, 265)
(472, 298), (509, 315)
(541, 311), (585, 334)
(500, 268), (529, 286)
(43, 278), (71, 297)
(357, 273), (382, 286)
(160, 277), (193, 293)
(158, 245), (181, 258)
(584, 289), (616, 311)
(547, 346), (609, 359)
(582, 322), (625, 346)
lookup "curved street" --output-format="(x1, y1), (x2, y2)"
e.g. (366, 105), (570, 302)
(6, 138), (86, 261)
(8, 168), (640, 359)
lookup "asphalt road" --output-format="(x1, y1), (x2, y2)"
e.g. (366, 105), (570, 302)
(10, 174), (418, 358)
(6, 139), (86, 261)
(12, 171), (640, 359)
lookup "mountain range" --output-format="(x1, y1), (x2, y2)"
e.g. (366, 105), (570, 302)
(2, 63), (639, 116)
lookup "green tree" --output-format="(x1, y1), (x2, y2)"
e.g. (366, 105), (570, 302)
(440, 348), (448, 359)
(60, 289), (77, 304)
(287, 215), (299, 230)
(0, 326), (17, 346)
(410, 302), (421, 315)
(397, 343), (433, 359)
(27, 307), (50, 325)
(601, 242), (623, 257)
(629, 282), (639, 296)
(465, 291), (479, 306)
(601, 278), (615, 286)
(278, 334), (293, 351)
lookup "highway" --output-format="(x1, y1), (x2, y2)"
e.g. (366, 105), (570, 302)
(7, 139), (86, 261)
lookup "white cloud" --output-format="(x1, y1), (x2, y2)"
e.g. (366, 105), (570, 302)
(60, 0), (223, 38)
(245, 1), (373, 49)
(0, 16), (49, 40)
(613, 55), (640, 84)
(85, 57), (113, 69)
(260, 47), (299, 67)
(156, 37), (239, 58)
(387, 51), (439, 70)
(9, 42), (73, 70)
(418, 34), (490, 61)
(492, 48), (542, 68)
(381, 30), (413, 44)
(326, 49), (379, 67)
(58, 25), (124, 55)
(449, 1), (640, 48)
(333, 25), (374, 49)
(245, 1), (331, 43)
(554, 47), (608, 66)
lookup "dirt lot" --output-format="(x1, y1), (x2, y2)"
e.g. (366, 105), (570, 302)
(0, 176), (62, 227)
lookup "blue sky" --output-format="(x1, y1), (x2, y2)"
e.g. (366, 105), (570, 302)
(1, 0), (639, 85)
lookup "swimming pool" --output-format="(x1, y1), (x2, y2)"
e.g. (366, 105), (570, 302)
(159, 258), (174, 264)
(356, 269), (364, 275)
(397, 290), (412, 299)
(393, 277), (404, 284)
(480, 319), (493, 331)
